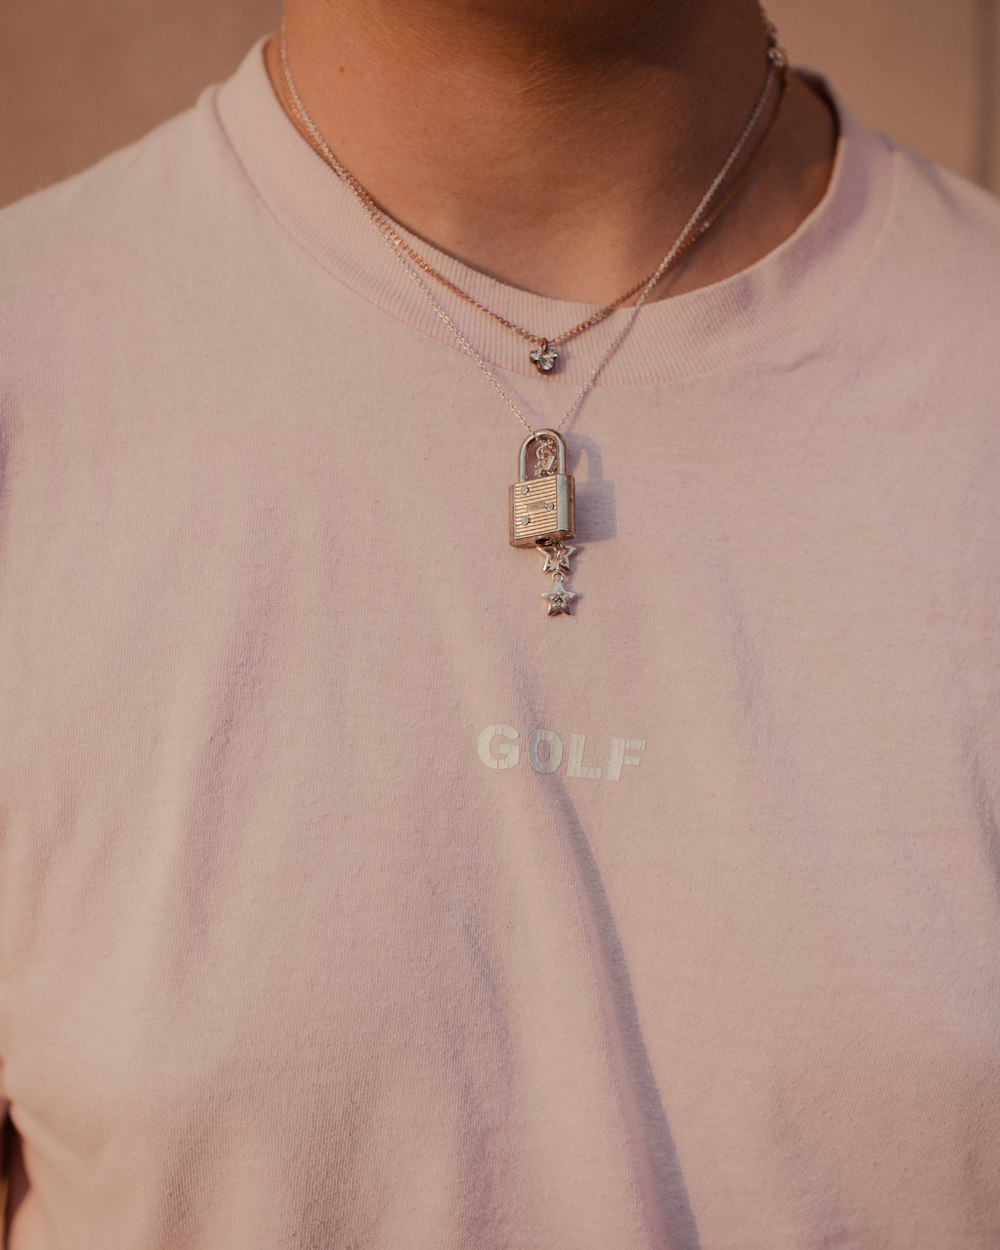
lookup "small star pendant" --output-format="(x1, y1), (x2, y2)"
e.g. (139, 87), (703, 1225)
(542, 585), (577, 616)
(540, 544), (576, 574)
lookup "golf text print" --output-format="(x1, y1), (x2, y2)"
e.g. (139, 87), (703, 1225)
(478, 725), (645, 782)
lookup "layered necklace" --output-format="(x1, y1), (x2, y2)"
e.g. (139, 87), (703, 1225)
(276, 14), (789, 616)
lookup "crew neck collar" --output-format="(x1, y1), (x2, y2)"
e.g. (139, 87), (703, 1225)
(213, 35), (897, 388)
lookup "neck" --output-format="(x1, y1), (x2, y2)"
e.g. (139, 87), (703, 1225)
(265, 0), (836, 303)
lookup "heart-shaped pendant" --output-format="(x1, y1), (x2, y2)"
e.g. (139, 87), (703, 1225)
(529, 342), (559, 374)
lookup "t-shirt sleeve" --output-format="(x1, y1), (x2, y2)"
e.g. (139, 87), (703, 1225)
(0, 1088), (10, 1245)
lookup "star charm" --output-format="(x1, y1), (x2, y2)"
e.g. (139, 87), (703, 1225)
(542, 585), (577, 616)
(540, 544), (576, 574)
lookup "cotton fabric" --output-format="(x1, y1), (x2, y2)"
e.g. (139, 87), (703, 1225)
(1, 36), (999, 1249)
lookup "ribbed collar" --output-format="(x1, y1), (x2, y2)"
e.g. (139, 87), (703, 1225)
(212, 35), (897, 388)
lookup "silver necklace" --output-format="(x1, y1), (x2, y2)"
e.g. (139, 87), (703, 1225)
(278, 15), (787, 616)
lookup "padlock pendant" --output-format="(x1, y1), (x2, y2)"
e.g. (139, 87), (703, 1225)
(509, 429), (575, 548)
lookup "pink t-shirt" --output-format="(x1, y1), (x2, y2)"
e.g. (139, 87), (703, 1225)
(1, 34), (999, 1250)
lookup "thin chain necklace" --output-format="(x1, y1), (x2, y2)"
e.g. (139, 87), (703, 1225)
(277, 16), (788, 615)
(278, 16), (787, 377)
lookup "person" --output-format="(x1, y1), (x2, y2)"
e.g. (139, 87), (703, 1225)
(0, 0), (998, 1245)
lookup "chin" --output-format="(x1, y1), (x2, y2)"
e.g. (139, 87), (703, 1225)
(425, 0), (691, 45)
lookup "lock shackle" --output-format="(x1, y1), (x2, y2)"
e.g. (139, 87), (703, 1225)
(519, 429), (566, 481)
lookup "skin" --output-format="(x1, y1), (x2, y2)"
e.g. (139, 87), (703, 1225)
(263, 0), (838, 304)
